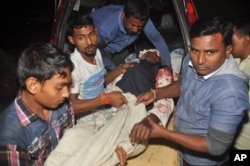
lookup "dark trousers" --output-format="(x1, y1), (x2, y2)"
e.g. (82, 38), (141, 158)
(116, 60), (161, 110)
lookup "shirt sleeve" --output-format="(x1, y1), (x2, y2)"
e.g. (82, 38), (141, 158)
(70, 60), (82, 94)
(206, 126), (235, 156)
(143, 19), (171, 66)
(0, 145), (35, 166)
(210, 86), (248, 134)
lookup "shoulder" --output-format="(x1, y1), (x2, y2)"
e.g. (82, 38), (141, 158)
(180, 54), (190, 70)
(0, 107), (25, 145)
(70, 52), (84, 68)
(240, 55), (250, 75)
(70, 50), (81, 61)
(93, 5), (123, 13)
(0, 102), (19, 128)
(92, 5), (123, 18)
(95, 49), (102, 59)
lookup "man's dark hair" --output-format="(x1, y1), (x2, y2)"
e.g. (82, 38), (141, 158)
(123, 0), (150, 21)
(190, 17), (234, 47)
(66, 12), (94, 37)
(231, 16), (250, 36)
(17, 43), (74, 89)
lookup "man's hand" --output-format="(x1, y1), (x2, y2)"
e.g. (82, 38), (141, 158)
(118, 63), (134, 73)
(115, 146), (127, 166)
(136, 90), (155, 106)
(148, 118), (166, 138)
(106, 91), (128, 108)
(129, 119), (151, 146)
(129, 114), (160, 145)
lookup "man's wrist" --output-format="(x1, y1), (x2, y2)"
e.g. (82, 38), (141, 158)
(99, 93), (110, 105)
(117, 64), (125, 74)
(150, 89), (157, 100)
(147, 113), (160, 123)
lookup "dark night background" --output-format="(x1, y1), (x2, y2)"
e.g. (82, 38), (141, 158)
(1, 0), (54, 56)
(0, 0), (55, 109)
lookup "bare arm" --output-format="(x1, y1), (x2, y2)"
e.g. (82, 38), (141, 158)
(70, 91), (128, 114)
(148, 118), (209, 153)
(104, 63), (134, 84)
(136, 81), (180, 106)
(131, 80), (180, 145)
(70, 93), (103, 114)
(154, 80), (180, 99)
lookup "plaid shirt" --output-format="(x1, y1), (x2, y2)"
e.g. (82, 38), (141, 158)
(0, 95), (75, 166)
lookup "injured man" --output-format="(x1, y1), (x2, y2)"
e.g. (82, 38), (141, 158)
(44, 64), (174, 166)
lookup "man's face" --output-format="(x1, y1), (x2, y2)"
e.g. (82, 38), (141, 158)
(232, 28), (245, 59)
(34, 68), (71, 109)
(68, 25), (98, 57)
(122, 14), (145, 35)
(190, 33), (232, 76)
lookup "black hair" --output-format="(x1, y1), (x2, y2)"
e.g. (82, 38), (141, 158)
(17, 43), (74, 89)
(66, 12), (94, 37)
(231, 16), (250, 36)
(123, 0), (150, 21)
(190, 17), (234, 47)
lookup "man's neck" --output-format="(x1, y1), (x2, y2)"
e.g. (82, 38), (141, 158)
(81, 54), (96, 65)
(21, 91), (50, 121)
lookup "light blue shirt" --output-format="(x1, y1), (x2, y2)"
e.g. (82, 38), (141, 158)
(175, 54), (249, 165)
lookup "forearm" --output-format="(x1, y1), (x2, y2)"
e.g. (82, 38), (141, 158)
(104, 65), (123, 84)
(141, 113), (160, 127)
(161, 130), (209, 153)
(71, 97), (103, 114)
(154, 81), (180, 99)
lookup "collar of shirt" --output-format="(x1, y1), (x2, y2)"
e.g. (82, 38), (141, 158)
(118, 12), (127, 34)
(15, 95), (40, 127)
(241, 54), (250, 63)
(188, 60), (218, 80)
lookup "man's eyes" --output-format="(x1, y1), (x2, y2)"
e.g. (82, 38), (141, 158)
(77, 32), (96, 40)
(89, 31), (97, 37)
(56, 86), (63, 90)
(190, 49), (198, 54)
(78, 36), (85, 40)
(190, 49), (215, 55)
(206, 51), (214, 55)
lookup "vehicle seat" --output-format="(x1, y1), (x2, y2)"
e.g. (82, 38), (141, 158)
(159, 13), (176, 29)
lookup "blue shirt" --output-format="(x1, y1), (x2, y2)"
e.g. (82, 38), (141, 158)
(91, 5), (171, 69)
(174, 54), (249, 165)
(0, 95), (75, 165)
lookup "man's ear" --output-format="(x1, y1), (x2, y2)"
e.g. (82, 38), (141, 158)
(25, 77), (39, 95)
(121, 12), (125, 19)
(243, 35), (250, 46)
(225, 45), (233, 58)
(67, 36), (75, 45)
